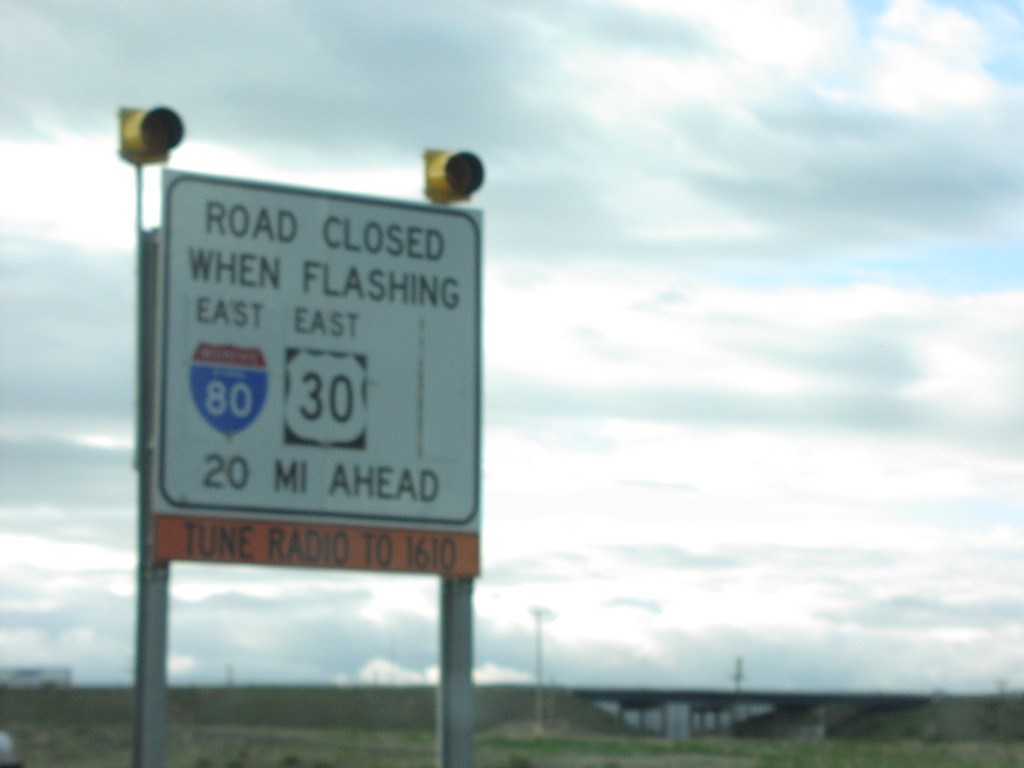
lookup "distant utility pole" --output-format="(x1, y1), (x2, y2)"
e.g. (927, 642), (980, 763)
(531, 607), (552, 733)
(732, 656), (745, 736)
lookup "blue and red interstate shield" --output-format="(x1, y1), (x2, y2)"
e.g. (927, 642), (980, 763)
(189, 343), (268, 436)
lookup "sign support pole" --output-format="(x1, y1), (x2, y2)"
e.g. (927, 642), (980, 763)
(438, 576), (474, 768)
(133, 562), (169, 768)
(131, 171), (170, 768)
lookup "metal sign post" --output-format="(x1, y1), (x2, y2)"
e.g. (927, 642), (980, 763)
(132, 219), (170, 768)
(439, 577), (474, 768)
(132, 558), (168, 768)
(120, 108), (184, 768)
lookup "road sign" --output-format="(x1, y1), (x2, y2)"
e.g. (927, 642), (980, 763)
(153, 171), (481, 546)
(152, 515), (480, 575)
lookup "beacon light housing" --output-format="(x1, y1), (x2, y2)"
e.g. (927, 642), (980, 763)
(424, 149), (484, 203)
(119, 106), (185, 165)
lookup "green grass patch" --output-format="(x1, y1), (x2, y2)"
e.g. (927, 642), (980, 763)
(3, 687), (1022, 767)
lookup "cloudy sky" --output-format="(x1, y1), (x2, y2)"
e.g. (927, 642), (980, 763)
(2, 0), (1024, 695)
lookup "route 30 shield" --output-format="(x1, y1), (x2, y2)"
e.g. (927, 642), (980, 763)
(284, 348), (368, 448)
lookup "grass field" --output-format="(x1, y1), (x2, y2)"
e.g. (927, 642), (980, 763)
(3, 687), (1023, 767)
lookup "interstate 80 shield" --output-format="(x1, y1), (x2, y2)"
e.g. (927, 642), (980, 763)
(189, 343), (269, 437)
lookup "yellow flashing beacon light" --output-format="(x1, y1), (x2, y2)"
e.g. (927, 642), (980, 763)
(119, 107), (185, 165)
(424, 149), (484, 203)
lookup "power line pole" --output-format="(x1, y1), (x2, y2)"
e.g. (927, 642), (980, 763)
(732, 656), (745, 736)
(531, 607), (552, 733)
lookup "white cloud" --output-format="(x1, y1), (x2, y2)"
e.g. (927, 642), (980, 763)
(0, 533), (134, 574)
(621, 0), (855, 73)
(357, 657), (429, 686)
(870, 0), (996, 111)
(0, 136), (136, 250)
(473, 662), (533, 685)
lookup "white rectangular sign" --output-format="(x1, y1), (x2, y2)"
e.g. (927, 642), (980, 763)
(154, 171), (481, 532)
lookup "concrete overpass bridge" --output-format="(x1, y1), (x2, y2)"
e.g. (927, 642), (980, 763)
(571, 687), (931, 739)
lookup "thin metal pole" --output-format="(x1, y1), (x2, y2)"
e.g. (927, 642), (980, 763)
(131, 166), (170, 768)
(438, 577), (474, 768)
(134, 165), (142, 252)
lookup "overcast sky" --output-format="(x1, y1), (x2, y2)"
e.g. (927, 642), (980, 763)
(2, 0), (1024, 695)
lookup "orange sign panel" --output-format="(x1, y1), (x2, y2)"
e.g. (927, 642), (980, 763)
(154, 515), (479, 577)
